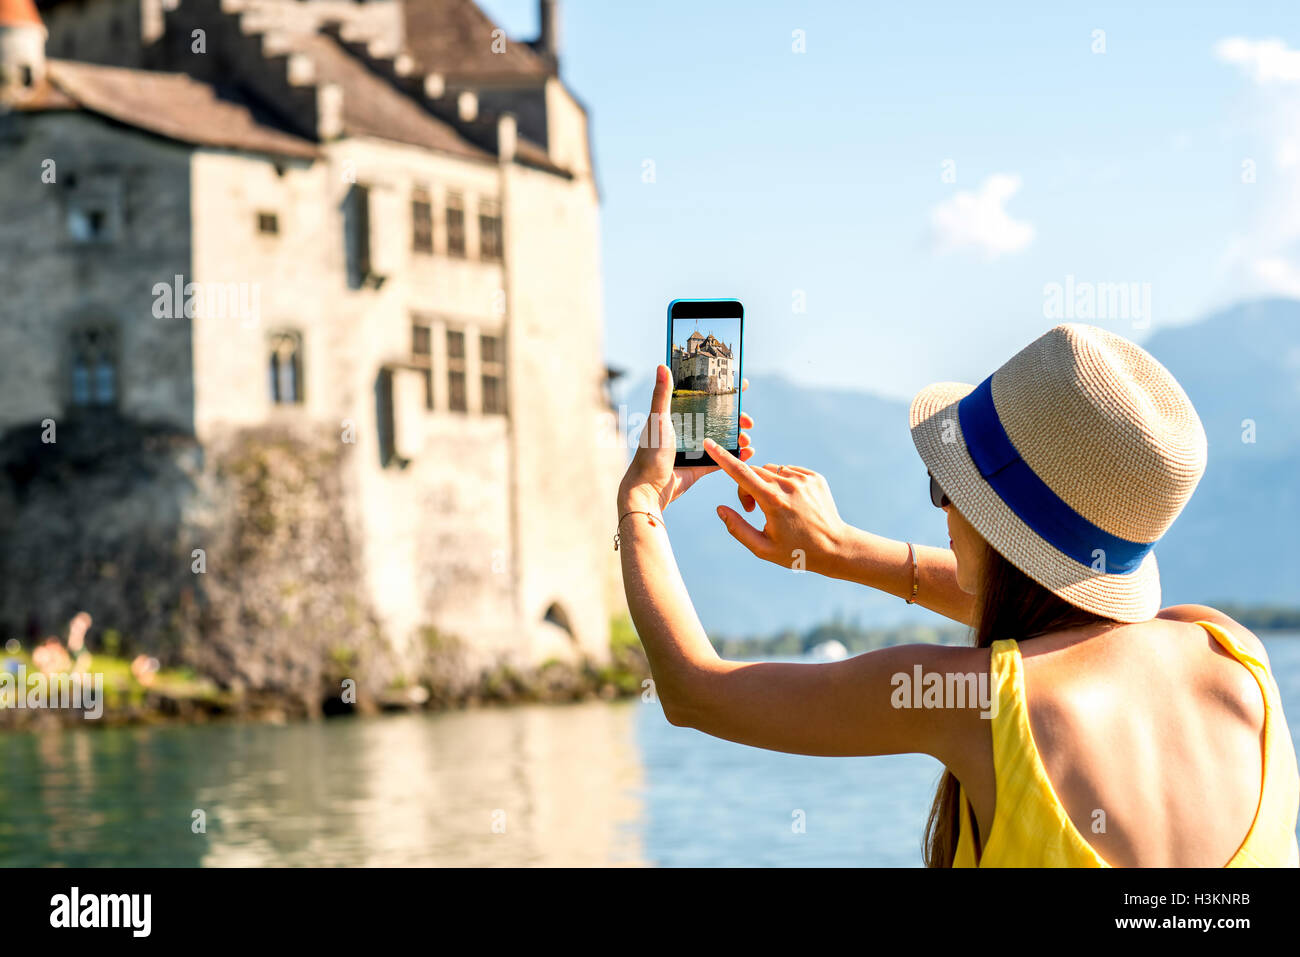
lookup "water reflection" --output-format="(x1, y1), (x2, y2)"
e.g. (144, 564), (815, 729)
(671, 391), (740, 455)
(0, 701), (646, 867)
(0, 638), (1296, 866)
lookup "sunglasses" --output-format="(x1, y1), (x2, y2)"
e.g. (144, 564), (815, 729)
(928, 471), (951, 509)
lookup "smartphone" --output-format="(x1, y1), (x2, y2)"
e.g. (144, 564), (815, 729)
(666, 298), (744, 467)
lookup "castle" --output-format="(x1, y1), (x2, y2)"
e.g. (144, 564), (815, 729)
(671, 329), (735, 394)
(0, 0), (628, 698)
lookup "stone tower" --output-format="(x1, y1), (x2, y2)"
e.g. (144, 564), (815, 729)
(0, 0), (45, 102)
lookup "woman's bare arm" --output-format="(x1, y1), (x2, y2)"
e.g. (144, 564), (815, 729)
(669, 643), (988, 760)
(616, 366), (984, 761)
(821, 527), (977, 626)
(615, 487), (723, 720)
(618, 484), (983, 761)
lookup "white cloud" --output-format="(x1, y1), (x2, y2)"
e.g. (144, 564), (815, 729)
(929, 173), (1034, 260)
(1253, 257), (1300, 297)
(1214, 37), (1300, 299)
(1214, 37), (1300, 85)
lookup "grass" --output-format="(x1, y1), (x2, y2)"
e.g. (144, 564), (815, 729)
(599, 612), (649, 695)
(0, 648), (222, 712)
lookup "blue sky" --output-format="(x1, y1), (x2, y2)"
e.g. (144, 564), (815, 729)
(479, 0), (1300, 400)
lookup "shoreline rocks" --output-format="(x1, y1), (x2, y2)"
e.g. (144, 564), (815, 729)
(0, 641), (651, 730)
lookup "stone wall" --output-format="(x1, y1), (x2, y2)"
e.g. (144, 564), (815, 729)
(189, 139), (528, 674)
(503, 155), (624, 669)
(0, 416), (395, 711)
(0, 111), (195, 433)
(183, 422), (394, 705)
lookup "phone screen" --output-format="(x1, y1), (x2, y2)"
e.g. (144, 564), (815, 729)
(666, 299), (743, 465)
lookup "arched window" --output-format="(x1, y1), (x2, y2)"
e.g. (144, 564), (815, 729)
(268, 331), (303, 404)
(69, 326), (117, 408)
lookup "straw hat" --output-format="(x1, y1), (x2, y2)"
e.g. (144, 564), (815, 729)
(909, 323), (1207, 622)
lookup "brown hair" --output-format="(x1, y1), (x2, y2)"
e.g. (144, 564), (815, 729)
(921, 539), (1117, 867)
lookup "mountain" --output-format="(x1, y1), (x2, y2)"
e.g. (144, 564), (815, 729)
(1142, 300), (1300, 607)
(611, 301), (1300, 635)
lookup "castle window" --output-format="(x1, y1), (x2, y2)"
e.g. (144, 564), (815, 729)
(20, 66), (32, 89)
(375, 368), (404, 469)
(69, 327), (117, 408)
(479, 198), (503, 261)
(65, 172), (124, 244)
(346, 183), (384, 288)
(257, 211), (279, 235)
(411, 319), (433, 410)
(412, 323), (430, 357)
(445, 191), (466, 258)
(480, 332), (506, 414)
(353, 185), (371, 275)
(268, 331), (303, 404)
(67, 206), (107, 242)
(446, 328), (467, 412)
(411, 186), (433, 253)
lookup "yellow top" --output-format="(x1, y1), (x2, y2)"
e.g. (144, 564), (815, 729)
(953, 620), (1300, 867)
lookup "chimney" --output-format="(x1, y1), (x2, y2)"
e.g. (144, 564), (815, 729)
(536, 0), (559, 73)
(496, 112), (516, 163)
(457, 90), (478, 122)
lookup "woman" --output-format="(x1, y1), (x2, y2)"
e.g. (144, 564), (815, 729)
(615, 322), (1299, 867)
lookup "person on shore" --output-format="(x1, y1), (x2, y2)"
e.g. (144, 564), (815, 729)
(615, 322), (1299, 866)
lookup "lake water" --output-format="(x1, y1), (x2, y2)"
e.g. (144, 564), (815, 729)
(1, 635), (1297, 867)
(671, 391), (740, 456)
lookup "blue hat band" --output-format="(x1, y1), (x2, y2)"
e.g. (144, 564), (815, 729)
(956, 375), (1154, 575)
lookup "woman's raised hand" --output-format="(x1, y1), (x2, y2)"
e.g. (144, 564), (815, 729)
(705, 445), (850, 575)
(617, 365), (755, 514)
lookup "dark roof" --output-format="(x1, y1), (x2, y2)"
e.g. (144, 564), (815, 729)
(403, 0), (550, 81)
(24, 59), (319, 159)
(698, 334), (732, 358)
(32, 0), (556, 82)
(293, 32), (491, 160)
(18, 8), (574, 175)
(18, 50), (568, 174)
(296, 34), (568, 172)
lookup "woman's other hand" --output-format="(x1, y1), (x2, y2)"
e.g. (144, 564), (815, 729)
(706, 445), (849, 576)
(617, 364), (754, 514)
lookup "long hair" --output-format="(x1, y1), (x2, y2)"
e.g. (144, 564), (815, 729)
(921, 540), (1118, 867)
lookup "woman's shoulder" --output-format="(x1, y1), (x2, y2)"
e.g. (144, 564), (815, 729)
(1155, 603), (1271, 669)
(1014, 609), (1270, 724)
(1013, 605), (1268, 670)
